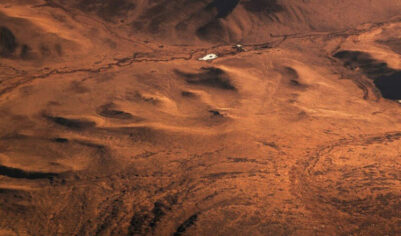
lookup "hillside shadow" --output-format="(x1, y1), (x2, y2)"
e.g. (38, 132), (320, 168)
(334, 50), (401, 100)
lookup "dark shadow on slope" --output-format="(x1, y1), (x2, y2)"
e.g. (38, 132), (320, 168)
(52, 137), (69, 143)
(97, 104), (135, 120)
(175, 67), (236, 91)
(0, 27), (17, 57)
(45, 115), (96, 130)
(241, 0), (284, 14)
(181, 91), (197, 98)
(278, 66), (308, 89)
(173, 214), (198, 236)
(0, 164), (59, 180)
(196, 20), (225, 42)
(76, 0), (135, 21)
(334, 50), (401, 100)
(128, 212), (149, 235)
(149, 201), (167, 229)
(209, 0), (240, 18)
(377, 38), (401, 55)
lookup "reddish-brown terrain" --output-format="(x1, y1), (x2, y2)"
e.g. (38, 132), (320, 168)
(1, 0), (401, 235)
